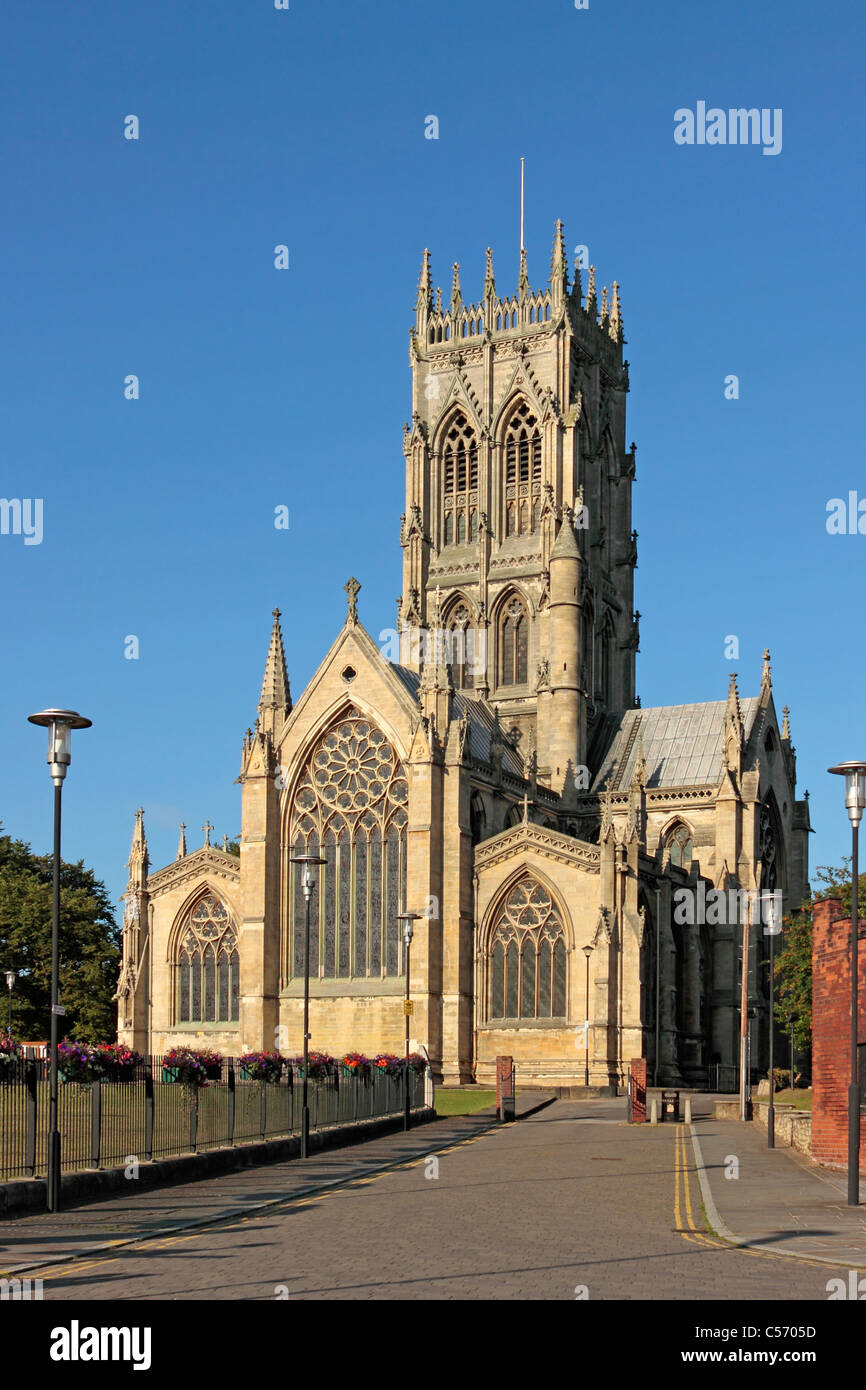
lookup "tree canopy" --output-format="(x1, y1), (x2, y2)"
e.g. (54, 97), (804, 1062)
(0, 825), (120, 1042)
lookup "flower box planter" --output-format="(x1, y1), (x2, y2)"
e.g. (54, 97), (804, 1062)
(205, 1065), (221, 1081)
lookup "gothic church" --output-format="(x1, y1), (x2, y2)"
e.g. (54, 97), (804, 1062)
(117, 224), (810, 1086)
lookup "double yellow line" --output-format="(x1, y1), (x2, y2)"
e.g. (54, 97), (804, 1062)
(673, 1123), (719, 1248)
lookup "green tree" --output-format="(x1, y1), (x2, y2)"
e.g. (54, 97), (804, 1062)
(0, 825), (120, 1042)
(773, 861), (866, 1065)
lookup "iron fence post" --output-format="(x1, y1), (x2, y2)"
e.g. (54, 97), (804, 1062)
(90, 1079), (102, 1169)
(260, 1077), (267, 1143)
(144, 1060), (154, 1162)
(25, 1060), (37, 1177)
(228, 1061), (235, 1147)
(190, 1088), (198, 1153)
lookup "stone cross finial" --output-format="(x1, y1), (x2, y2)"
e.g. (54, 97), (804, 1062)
(202, 821), (213, 848)
(345, 576), (361, 622)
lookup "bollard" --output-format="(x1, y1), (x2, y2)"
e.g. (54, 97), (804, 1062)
(684, 1094), (692, 1124)
(650, 1098), (658, 1126)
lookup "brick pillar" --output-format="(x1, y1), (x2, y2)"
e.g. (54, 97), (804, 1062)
(630, 1057), (647, 1123)
(496, 1055), (514, 1121)
(811, 898), (866, 1171)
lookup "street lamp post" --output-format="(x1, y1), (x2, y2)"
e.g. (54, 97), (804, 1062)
(398, 912), (422, 1131)
(828, 761), (866, 1206)
(4, 972), (14, 1035)
(787, 1012), (796, 1094)
(27, 709), (92, 1213)
(288, 852), (326, 1159)
(763, 891), (781, 1150)
(582, 945), (594, 1088)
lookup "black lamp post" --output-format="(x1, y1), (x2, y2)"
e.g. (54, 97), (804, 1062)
(288, 852), (325, 1159)
(827, 760), (866, 1206)
(763, 890), (781, 1149)
(398, 912), (421, 1131)
(787, 1011), (797, 1094)
(27, 708), (92, 1213)
(583, 944), (593, 1088)
(4, 972), (14, 1035)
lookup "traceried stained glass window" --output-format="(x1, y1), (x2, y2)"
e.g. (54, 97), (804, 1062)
(176, 894), (239, 1024)
(499, 595), (528, 686)
(288, 709), (408, 982)
(666, 822), (693, 869)
(488, 876), (567, 1021)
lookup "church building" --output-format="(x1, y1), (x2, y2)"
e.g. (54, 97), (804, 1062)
(116, 223), (811, 1087)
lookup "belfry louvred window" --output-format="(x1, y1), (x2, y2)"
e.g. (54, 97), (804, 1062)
(441, 412), (478, 547)
(499, 594), (528, 686)
(489, 876), (567, 1022)
(175, 894), (239, 1024)
(288, 709), (408, 983)
(504, 401), (542, 537)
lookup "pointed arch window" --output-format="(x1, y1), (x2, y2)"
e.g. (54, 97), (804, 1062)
(499, 595), (528, 686)
(288, 709), (408, 983)
(503, 401), (542, 536)
(441, 412), (478, 547)
(175, 894), (239, 1024)
(488, 876), (567, 1021)
(444, 600), (477, 691)
(666, 822), (693, 870)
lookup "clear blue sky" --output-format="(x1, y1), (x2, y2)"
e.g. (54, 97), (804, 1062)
(2, 0), (864, 913)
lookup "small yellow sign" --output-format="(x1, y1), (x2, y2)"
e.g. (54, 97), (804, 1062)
(403, 1000), (414, 1015)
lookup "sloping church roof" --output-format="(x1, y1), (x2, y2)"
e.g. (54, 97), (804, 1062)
(592, 696), (761, 792)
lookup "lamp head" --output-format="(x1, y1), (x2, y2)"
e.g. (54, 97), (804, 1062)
(398, 911), (422, 948)
(288, 853), (326, 902)
(582, 944), (593, 960)
(28, 709), (92, 787)
(828, 762), (866, 828)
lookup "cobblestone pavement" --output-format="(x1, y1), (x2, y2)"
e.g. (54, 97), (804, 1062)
(21, 1101), (844, 1300)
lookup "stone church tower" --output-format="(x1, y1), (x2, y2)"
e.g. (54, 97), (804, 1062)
(116, 223), (810, 1090)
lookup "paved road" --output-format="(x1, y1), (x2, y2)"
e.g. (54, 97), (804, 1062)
(30, 1101), (840, 1300)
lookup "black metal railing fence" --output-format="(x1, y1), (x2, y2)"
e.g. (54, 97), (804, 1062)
(0, 1058), (427, 1181)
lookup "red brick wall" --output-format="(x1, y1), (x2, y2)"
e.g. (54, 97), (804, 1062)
(811, 898), (866, 1170)
(631, 1057), (647, 1123)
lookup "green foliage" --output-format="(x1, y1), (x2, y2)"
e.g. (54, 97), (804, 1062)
(0, 824), (120, 1043)
(773, 861), (866, 1060)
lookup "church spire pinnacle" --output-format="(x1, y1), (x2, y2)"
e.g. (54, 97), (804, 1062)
(761, 648), (772, 697)
(484, 247), (496, 300)
(585, 264), (597, 318)
(176, 822), (187, 860)
(781, 705), (791, 740)
(518, 246), (529, 297)
(258, 607), (292, 737)
(609, 281), (622, 341)
(126, 807), (149, 891)
(416, 248), (432, 311)
(450, 262), (463, 313)
(550, 220), (568, 303)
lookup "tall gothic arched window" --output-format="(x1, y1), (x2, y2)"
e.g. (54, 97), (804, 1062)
(489, 875), (567, 1021)
(666, 822), (693, 869)
(498, 594), (528, 686)
(175, 893), (239, 1024)
(287, 709), (408, 982)
(444, 598), (476, 690)
(503, 401), (542, 537)
(441, 412), (478, 548)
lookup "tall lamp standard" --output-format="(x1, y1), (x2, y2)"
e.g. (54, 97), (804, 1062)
(763, 890), (782, 1149)
(787, 1012), (797, 1094)
(27, 709), (92, 1213)
(288, 852), (326, 1159)
(398, 912), (422, 1131)
(827, 760), (866, 1206)
(5, 972), (14, 1034)
(582, 945), (594, 1088)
